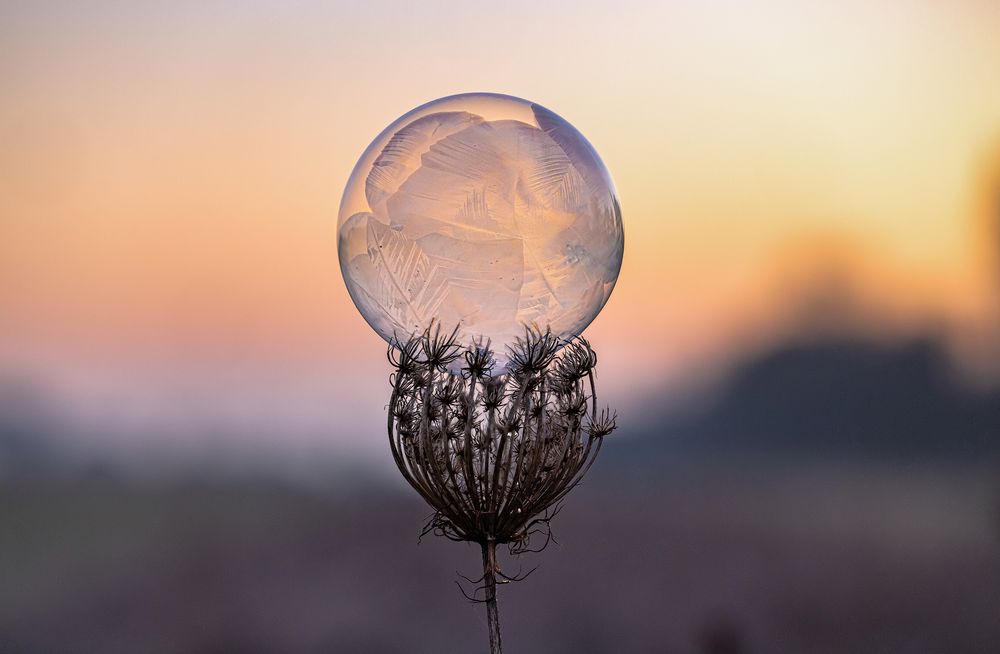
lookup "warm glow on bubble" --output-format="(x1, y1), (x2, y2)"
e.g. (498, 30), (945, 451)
(337, 93), (624, 370)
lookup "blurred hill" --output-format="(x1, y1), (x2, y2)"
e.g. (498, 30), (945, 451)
(616, 335), (1000, 467)
(0, 381), (62, 477)
(3, 332), (999, 481)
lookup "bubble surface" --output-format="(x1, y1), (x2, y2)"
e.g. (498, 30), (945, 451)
(338, 93), (624, 370)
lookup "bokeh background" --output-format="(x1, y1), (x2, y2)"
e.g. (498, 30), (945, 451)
(2, 1), (1000, 652)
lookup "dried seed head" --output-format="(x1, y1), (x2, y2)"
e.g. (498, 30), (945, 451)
(463, 338), (495, 379)
(392, 372), (417, 397)
(558, 390), (588, 420)
(385, 323), (617, 552)
(411, 369), (429, 391)
(435, 375), (464, 407)
(392, 396), (416, 422)
(588, 407), (618, 439)
(481, 377), (507, 410)
(424, 397), (442, 422)
(498, 413), (522, 435)
(388, 335), (422, 375)
(507, 326), (560, 378)
(554, 338), (597, 387)
(421, 321), (462, 370)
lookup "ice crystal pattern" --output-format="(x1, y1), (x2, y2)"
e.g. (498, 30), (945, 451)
(338, 93), (624, 371)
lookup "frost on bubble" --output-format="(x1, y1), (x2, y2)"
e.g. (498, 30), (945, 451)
(339, 95), (624, 370)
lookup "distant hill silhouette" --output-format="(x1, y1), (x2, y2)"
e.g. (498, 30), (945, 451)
(4, 335), (998, 479)
(617, 336), (1000, 464)
(0, 381), (58, 475)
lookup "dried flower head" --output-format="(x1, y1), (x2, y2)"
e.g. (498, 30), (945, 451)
(385, 324), (618, 654)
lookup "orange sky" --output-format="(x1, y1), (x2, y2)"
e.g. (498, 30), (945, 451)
(2, 0), (999, 461)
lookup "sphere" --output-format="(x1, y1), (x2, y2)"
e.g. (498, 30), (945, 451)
(338, 93), (624, 371)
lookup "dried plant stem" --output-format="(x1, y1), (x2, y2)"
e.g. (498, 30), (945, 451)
(482, 540), (502, 654)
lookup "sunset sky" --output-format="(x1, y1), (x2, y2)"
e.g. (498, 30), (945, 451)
(2, 0), (999, 471)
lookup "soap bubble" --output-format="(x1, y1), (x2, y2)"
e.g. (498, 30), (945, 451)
(338, 93), (624, 371)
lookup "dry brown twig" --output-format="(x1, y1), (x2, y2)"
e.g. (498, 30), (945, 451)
(386, 322), (618, 654)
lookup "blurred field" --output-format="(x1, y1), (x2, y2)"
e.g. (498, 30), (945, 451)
(2, 332), (1000, 653)
(1, 460), (998, 654)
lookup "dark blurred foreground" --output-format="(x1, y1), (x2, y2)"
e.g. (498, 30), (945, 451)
(2, 334), (999, 653)
(1, 464), (998, 654)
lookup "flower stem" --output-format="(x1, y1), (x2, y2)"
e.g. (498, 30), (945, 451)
(481, 540), (502, 654)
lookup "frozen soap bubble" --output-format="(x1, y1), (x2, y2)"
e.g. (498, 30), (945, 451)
(338, 93), (624, 371)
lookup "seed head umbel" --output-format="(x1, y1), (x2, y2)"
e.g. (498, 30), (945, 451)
(384, 324), (619, 654)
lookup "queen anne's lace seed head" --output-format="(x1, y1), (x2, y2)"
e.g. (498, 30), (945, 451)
(386, 325), (616, 551)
